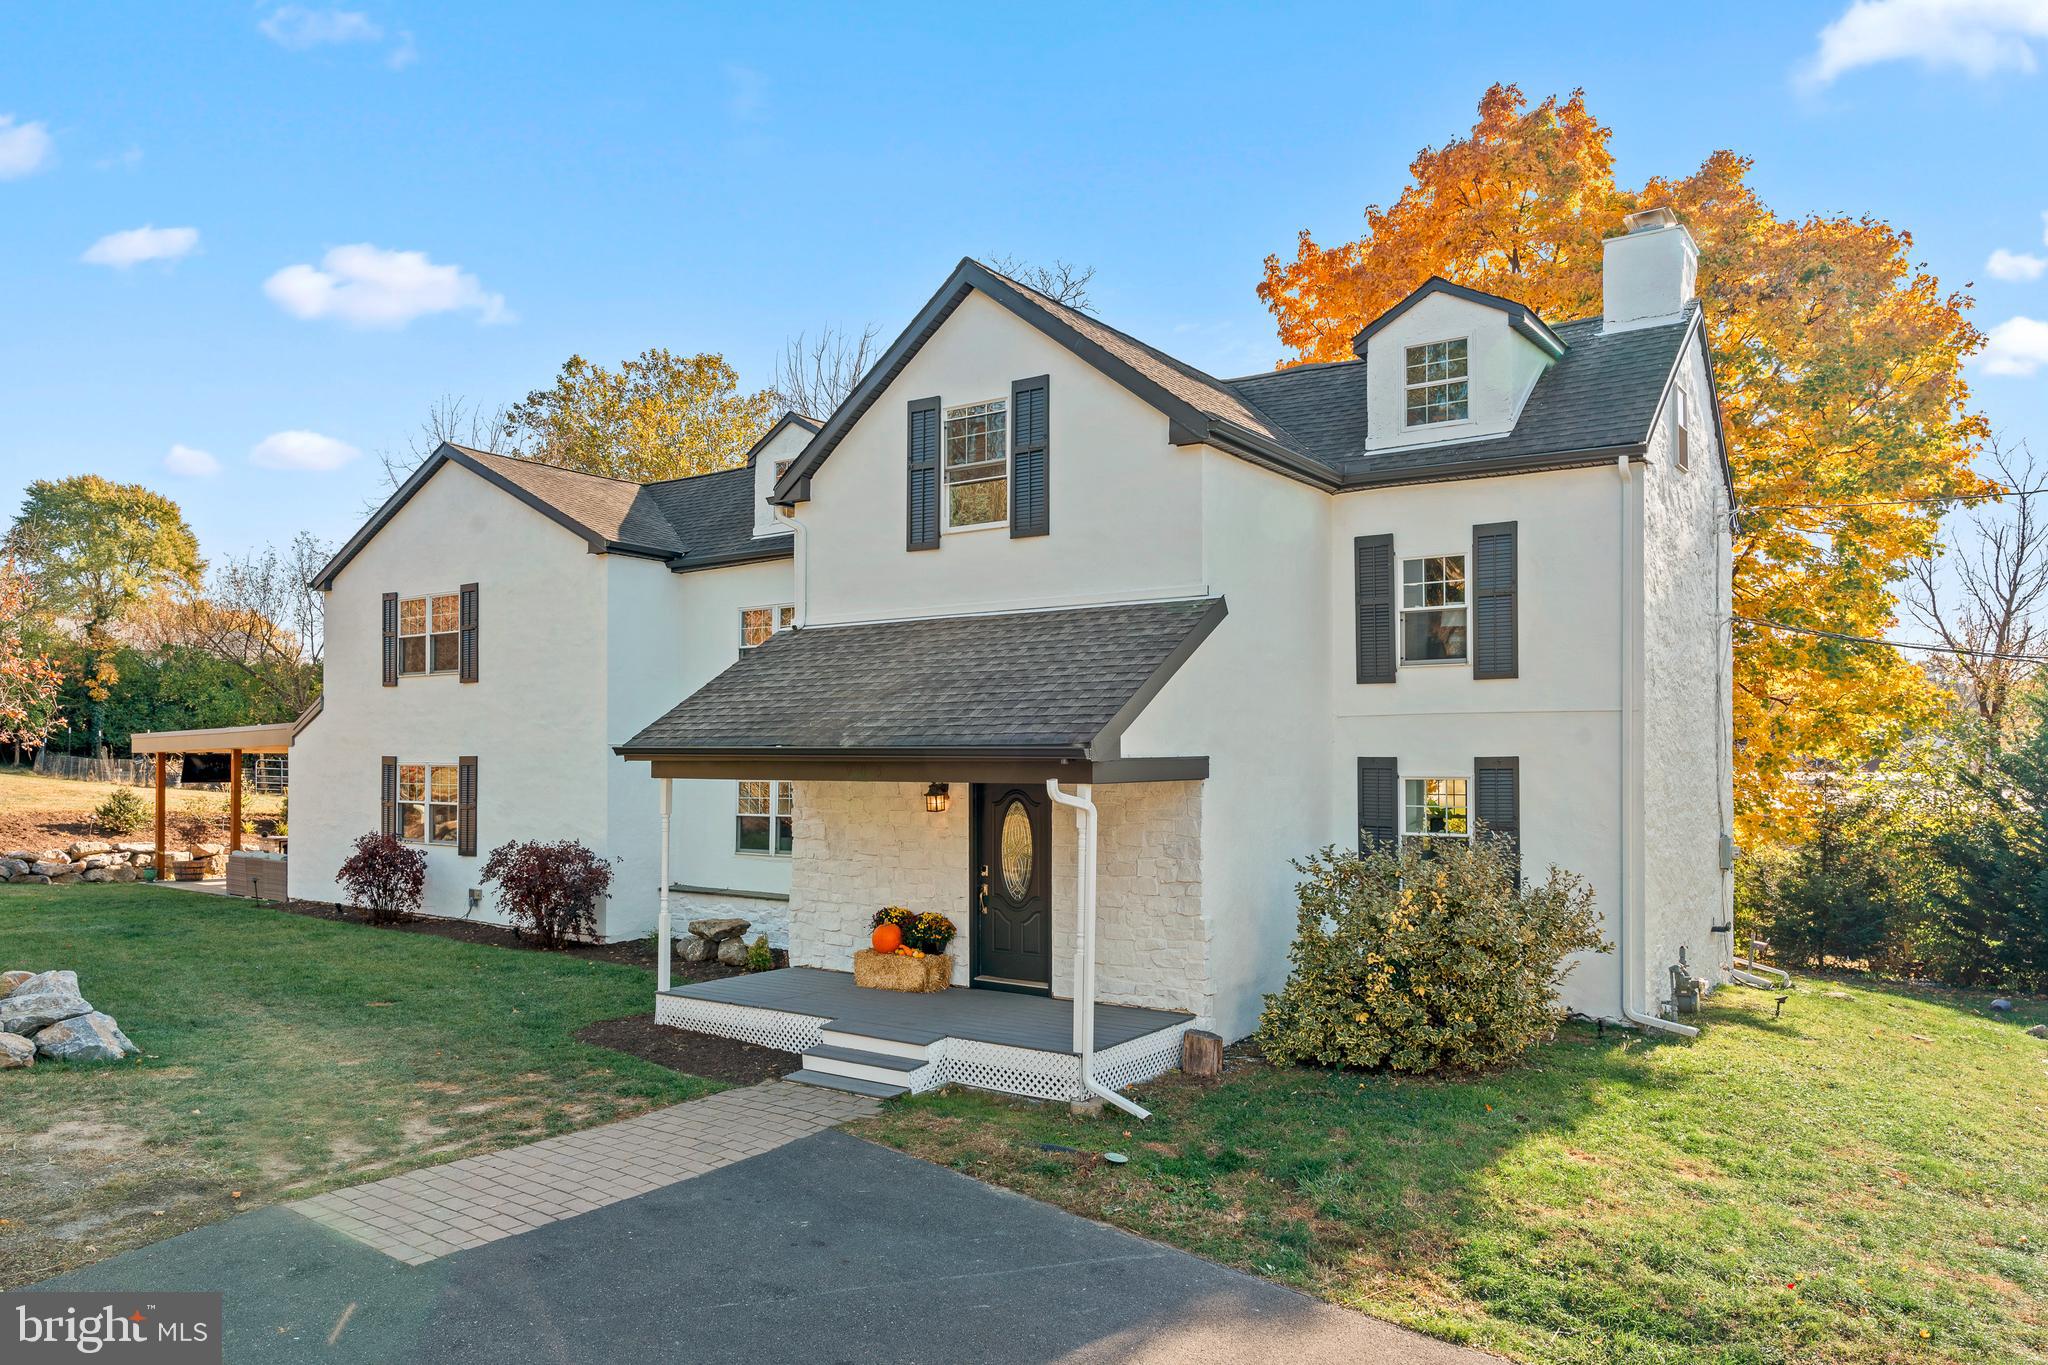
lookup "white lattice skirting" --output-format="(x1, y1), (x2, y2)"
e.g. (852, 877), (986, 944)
(654, 995), (1198, 1102)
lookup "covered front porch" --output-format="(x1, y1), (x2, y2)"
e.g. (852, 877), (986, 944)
(618, 598), (1226, 1113)
(660, 966), (1193, 1101)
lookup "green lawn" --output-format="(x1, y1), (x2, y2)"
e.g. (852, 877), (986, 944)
(0, 885), (704, 1287)
(856, 978), (2048, 1364)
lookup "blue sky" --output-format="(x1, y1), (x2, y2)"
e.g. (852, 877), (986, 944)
(4, 1), (2046, 564)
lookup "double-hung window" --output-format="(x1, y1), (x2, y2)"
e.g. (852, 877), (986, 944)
(398, 763), (461, 845)
(739, 604), (795, 656)
(1401, 555), (1468, 661)
(943, 399), (1008, 530)
(1404, 777), (1468, 846)
(1405, 339), (1469, 426)
(736, 780), (794, 856)
(399, 592), (461, 675)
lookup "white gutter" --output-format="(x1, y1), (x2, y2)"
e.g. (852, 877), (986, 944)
(1615, 455), (1698, 1038)
(1046, 779), (1150, 1120)
(657, 778), (673, 994)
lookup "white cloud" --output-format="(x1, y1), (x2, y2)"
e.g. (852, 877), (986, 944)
(1980, 316), (2048, 375)
(263, 244), (510, 328)
(0, 114), (54, 180)
(1800, 0), (2048, 87)
(386, 29), (418, 70)
(1988, 247), (2048, 281)
(251, 430), (361, 471)
(81, 225), (200, 269)
(164, 444), (222, 477)
(258, 6), (382, 49)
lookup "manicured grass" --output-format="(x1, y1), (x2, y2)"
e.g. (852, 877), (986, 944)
(0, 884), (704, 1287)
(856, 979), (2048, 1364)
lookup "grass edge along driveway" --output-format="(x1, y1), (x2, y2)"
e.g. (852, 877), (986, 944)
(856, 978), (2048, 1365)
(1, 884), (707, 1288)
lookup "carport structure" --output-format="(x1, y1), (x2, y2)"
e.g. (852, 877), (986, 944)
(127, 721), (295, 880)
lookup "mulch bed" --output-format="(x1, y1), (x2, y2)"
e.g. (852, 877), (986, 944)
(575, 1015), (800, 1085)
(275, 899), (788, 980)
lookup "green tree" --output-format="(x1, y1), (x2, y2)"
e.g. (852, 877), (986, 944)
(1932, 685), (2048, 988)
(4, 476), (203, 753)
(501, 349), (776, 482)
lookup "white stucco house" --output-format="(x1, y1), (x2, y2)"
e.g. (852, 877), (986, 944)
(293, 207), (1734, 1111)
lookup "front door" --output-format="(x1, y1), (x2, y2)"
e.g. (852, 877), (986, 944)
(971, 784), (1052, 993)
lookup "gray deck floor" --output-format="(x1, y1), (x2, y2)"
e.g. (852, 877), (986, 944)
(663, 966), (1188, 1052)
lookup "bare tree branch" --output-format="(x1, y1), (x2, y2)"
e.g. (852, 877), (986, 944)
(771, 324), (881, 420)
(368, 395), (511, 507)
(140, 533), (333, 720)
(984, 255), (1097, 311)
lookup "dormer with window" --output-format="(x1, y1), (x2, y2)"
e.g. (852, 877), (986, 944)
(1356, 278), (1564, 454)
(749, 412), (822, 538)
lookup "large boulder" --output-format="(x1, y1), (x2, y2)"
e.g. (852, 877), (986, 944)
(31, 860), (71, 878)
(33, 1011), (136, 1063)
(109, 863), (139, 883)
(1, 970), (35, 996)
(687, 917), (751, 942)
(0, 970), (92, 1033)
(677, 934), (716, 964)
(715, 937), (752, 967)
(0, 1032), (34, 1069)
(67, 840), (113, 858)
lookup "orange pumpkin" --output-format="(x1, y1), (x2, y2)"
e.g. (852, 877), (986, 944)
(871, 922), (903, 954)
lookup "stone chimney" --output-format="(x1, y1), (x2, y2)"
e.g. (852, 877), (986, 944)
(1602, 207), (1697, 333)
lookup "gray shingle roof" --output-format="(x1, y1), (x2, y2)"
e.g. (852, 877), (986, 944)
(618, 597), (1227, 757)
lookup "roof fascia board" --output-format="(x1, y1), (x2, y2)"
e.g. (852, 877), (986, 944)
(665, 540), (798, 575)
(1352, 277), (1567, 359)
(1334, 443), (1650, 492)
(741, 410), (823, 466)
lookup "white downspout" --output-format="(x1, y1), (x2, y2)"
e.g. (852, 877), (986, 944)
(1047, 779), (1150, 1120)
(1616, 455), (1698, 1038)
(657, 777), (673, 994)
(776, 505), (810, 627)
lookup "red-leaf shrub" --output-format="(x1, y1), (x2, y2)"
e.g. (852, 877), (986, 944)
(480, 839), (614, 950)
(336, 832), (427, 925)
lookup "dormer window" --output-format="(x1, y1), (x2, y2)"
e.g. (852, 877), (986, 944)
(1404, 339), (1469, 427)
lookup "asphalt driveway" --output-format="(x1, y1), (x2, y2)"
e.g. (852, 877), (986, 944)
(38, 1129), (1489, 1364)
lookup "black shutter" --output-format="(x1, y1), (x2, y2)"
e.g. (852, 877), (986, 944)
(1354, 535), (1395, 683)
(1357, 757), (1399, 852)
(380, 756), (397, 837)
(1474, 756), (1520, 882)
(381, 592), (399, 687)
(1472, 522), (1518, 679)
(457, 755), (477, 857)
(906, 396), (941, 550)
(1010, 375), (1049, 538)
(458, 582), (479, 684)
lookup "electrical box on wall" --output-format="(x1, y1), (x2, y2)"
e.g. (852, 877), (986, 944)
(1719, 834), (1735, 871)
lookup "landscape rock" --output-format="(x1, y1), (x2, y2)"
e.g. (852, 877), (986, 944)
(81, 868), (107, 883)
(80, 853), (115, 869)
(31, 860), (70, 877)
(715, 937), (752, 967)
(1, 858), (27, 878)
(115, 842), (155, 855)
(2027, 1024), (2047, 1039)
(32, 1011), (136, 1063)
(17, 874), (50, 885)
(0, 1032), (34, 1068)
(66, 840), (112, 858)
(677, 934), (716, 963)
(195, 842), (225, 856)
(1991, 998), (2015, 1013)
(688, 917), (751, 942)
(1, 970), (34, 996)
(49, 873), (80, 885)
(0, 970), (92, 1033)
(109, 863), (139, 883)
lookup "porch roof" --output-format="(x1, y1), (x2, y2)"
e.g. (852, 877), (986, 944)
(616, 597), (1224, 783)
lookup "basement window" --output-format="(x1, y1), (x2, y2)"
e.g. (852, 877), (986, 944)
(1405, 339), (1469, 426)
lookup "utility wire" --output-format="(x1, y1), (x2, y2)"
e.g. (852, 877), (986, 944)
(1733, 613), (2048, 664)
(1742, 485), (2048, 513)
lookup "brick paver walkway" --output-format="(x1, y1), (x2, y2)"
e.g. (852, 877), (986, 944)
(289, 1080), (877, 1265)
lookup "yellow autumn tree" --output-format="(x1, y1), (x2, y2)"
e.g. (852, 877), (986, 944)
(1259, 85), (1988, 841)
(502, 348), (777, 483)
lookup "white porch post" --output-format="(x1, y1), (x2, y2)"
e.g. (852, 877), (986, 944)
(657, 778), (673, 993)
(1048, 779), (1146, 1118)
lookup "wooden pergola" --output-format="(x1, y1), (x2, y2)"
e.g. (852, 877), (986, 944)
(128, 722), (294, 880)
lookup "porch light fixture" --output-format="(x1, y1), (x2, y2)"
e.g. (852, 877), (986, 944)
(924, 782), (950, 814)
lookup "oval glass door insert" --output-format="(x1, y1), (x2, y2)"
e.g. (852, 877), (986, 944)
(1000, 800), (1033, 899)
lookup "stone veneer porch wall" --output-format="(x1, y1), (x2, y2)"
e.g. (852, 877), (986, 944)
(786, 780), (1208, 1015)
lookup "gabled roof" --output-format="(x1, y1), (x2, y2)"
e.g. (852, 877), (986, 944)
(741, 411), (821, 466)
(770, 260), (1714, 502)
(1351, 276), (1566, 358)
(617, 596), (1226, 764)
(310, 441), (793, 590)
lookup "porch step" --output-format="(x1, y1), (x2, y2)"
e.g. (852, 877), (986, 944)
(800, 1044), (933, 1089)
(786, 1068), (909, 1099)
(818, 1027), (932, 1060)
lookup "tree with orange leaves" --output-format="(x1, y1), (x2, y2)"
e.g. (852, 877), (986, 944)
(1260, 84), (1988, 841)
